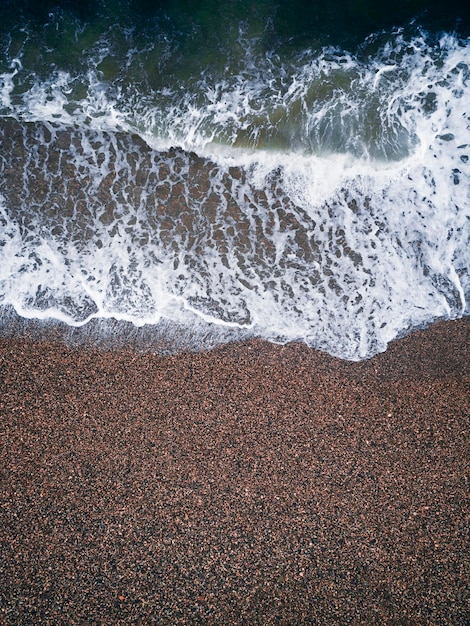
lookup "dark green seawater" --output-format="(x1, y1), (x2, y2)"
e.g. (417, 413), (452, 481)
(0, 0), (469, 358)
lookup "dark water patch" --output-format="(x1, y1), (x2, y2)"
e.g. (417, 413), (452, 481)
(1, 0), (469, 85)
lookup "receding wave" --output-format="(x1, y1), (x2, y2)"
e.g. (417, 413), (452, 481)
(0, 26), (469, 359)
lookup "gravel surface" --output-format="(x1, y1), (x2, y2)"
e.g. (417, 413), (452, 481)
(0, 318), (469, 624)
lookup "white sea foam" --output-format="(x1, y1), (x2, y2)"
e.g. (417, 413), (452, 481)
(0, 30), (468, 358)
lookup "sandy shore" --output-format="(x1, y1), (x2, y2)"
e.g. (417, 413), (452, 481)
(0, 318), (469, 624)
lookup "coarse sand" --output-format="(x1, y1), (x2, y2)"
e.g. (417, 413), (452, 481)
(0, 318), (469, 624)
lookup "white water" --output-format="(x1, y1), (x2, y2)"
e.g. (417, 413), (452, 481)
(0, 31), (468, 359)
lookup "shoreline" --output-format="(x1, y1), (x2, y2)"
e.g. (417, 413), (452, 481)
(0, 317), (469, 624)
(1, 303), (468, 361)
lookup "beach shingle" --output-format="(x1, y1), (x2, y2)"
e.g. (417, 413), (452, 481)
(0, 318), (469, 624)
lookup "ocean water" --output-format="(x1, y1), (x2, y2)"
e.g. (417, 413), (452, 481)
(0, 0), (469, 359)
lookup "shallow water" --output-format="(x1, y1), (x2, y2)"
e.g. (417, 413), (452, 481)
(0, 0), (469, 359)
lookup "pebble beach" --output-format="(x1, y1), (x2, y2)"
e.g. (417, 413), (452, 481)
(0, 318), (469, 624)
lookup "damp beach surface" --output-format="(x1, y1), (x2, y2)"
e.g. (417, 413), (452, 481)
(0, 317), (469, 624)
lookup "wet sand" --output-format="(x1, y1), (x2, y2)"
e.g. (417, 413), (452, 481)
(0, 318), (469, 624)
